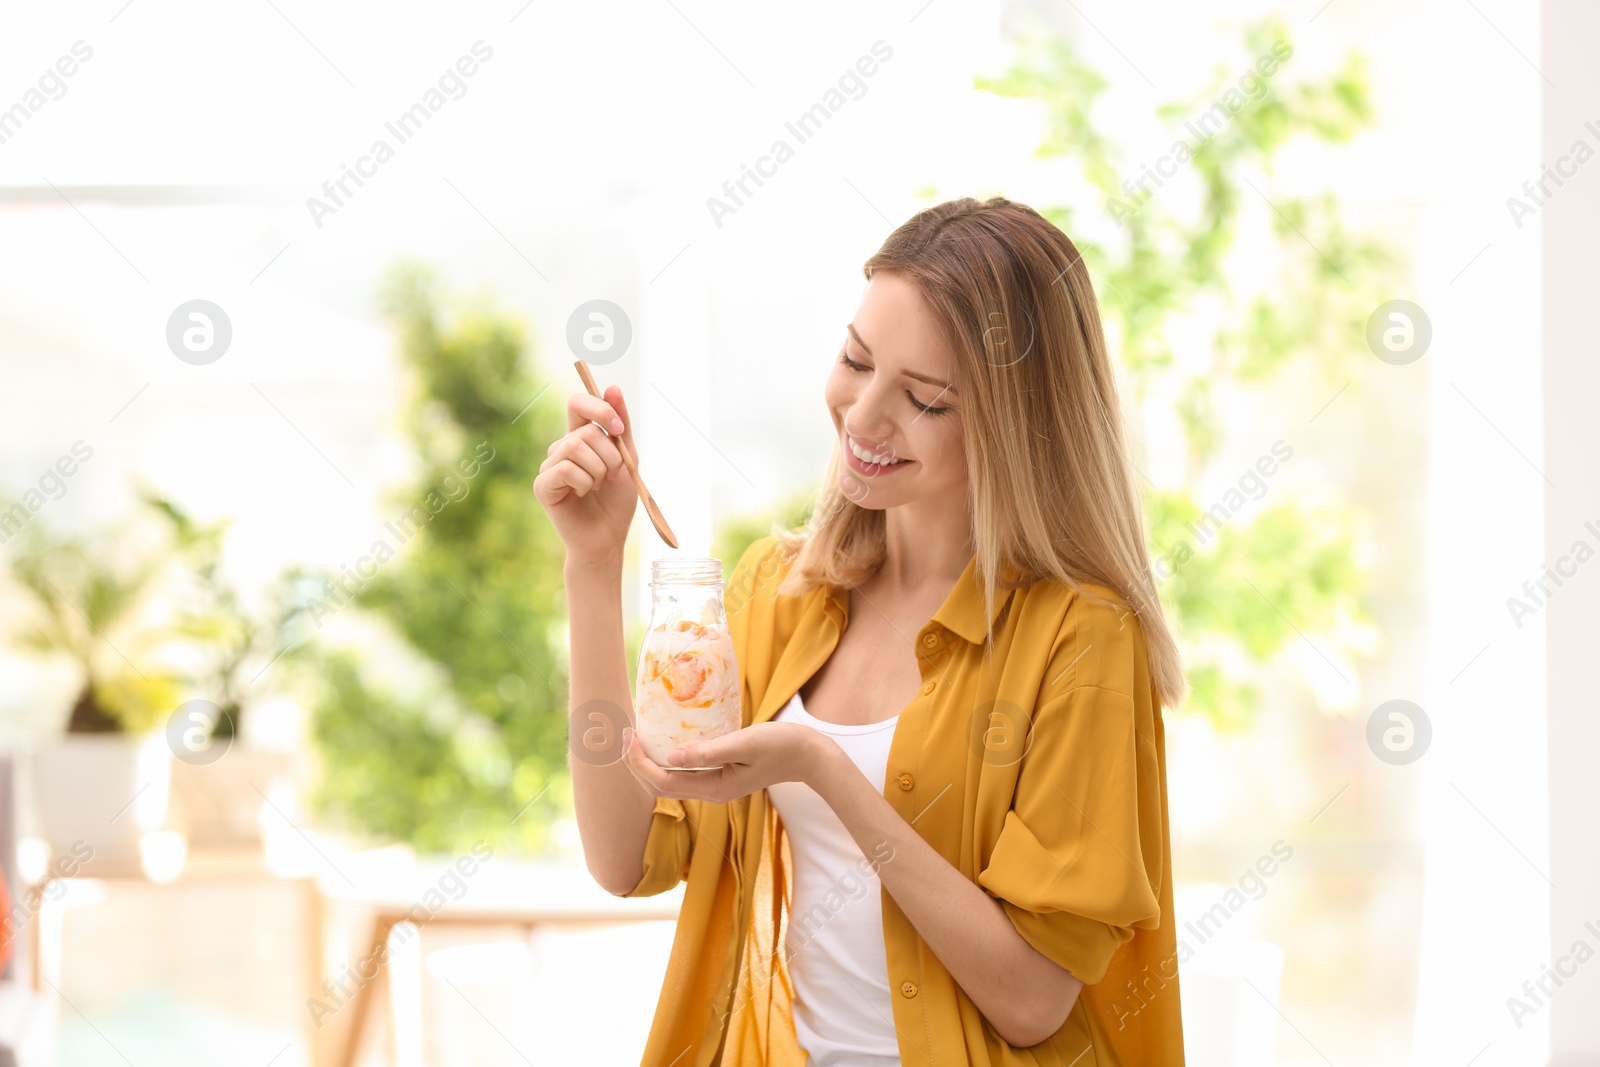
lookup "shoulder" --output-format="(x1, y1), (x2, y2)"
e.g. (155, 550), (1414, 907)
(1014, 576), (1149, 698)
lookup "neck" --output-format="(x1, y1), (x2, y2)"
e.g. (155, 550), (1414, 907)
(878, 502), (972, 590)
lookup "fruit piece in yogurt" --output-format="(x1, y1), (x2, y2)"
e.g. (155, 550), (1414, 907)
(634, 619), (740, 766)
(660, 649), (714, 704)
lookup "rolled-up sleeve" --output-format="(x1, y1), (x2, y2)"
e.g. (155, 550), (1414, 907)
(975, 681), (1166, 985)
(622, 795), (698, 897)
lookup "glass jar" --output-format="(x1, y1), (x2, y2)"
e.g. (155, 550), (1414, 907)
(634, 557), (743, 769)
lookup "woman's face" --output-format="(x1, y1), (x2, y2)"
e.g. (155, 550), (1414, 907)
(825, 271), (967, 511)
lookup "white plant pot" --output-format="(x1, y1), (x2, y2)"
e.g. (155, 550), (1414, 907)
(32, 732), (172, 877)
(168, 748), (296, 847)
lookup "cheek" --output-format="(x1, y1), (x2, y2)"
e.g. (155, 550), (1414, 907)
(823, 366), (853, 416)
(934, 413), (964, 445)
(915, 417), (965, 474)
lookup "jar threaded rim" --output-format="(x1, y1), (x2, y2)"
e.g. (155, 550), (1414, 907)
(649, 557), (724, 586)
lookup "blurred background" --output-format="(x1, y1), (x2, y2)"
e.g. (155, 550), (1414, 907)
(0, 0), (1593, 1064)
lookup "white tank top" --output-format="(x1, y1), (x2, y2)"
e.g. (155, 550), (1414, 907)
(766, 691), (903, 1066)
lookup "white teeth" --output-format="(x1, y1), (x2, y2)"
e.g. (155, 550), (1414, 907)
(849, 439), (902, 466)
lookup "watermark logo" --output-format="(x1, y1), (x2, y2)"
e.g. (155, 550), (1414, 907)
(1150, 439), (1294, 583)
(570, 699), (631, 767)
(787, 840), (895, 952)
(0, 40), (94, 148)
(566, 299), (632, 366)
(1365, 299), (1430, 366)
(167, 300), (232, 365)
(722, 437), (899, 622)
(1366, 699), (1430, 765)
(706, 40), (894, 229)
(1107, 40), (1293, 226)
(1505, 916), (1600, 1029)
(303, 439), (496, 628)
(1111, 839), (1294, 1030)
(0, 841), (94, 948)
(0, 439), (94, 546)
(979, 308), (1035, 368)
(966, 698), (1034, 767)
(306, 41), (496, 230)
(1505, 120), (1600, 230)
(166, 699), (233, 765)
(1505, 517), (1600, 629)
(306, 840), (494, 1029)
(706, 839), (896, 1041)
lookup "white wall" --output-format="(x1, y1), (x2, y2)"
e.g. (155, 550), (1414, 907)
(1410, 0), (1587, 1063)
(1541, 1), (1600, 1062)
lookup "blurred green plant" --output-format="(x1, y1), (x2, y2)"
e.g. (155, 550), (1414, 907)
(723, 16), (1390, 727)
(145, 495), (281, 741)
(279, 264), (569, 855)
(7, 497), (184, 734)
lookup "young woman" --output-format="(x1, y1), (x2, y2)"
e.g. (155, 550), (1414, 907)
(537, 197), (1186, 1065)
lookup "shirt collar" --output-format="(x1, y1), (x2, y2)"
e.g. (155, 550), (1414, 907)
(820, 552), (1017, 645)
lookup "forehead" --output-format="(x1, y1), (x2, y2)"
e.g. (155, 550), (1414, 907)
(850, 272), (955, 376)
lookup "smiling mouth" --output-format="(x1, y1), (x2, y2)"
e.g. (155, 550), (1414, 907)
(846, 433), (911, 468)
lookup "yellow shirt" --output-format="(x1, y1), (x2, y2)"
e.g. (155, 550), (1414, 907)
(623, 534), (1185, 1065)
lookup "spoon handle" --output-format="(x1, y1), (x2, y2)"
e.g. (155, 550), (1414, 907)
(573, 360), (679, 549)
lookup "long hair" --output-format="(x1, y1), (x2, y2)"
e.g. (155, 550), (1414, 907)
(771, 196), (1185, 710)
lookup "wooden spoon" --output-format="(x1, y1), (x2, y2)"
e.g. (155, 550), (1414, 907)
(573, 359), (679, 549)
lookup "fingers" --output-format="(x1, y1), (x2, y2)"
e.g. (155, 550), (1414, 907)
(607, 386), (638, 467)
(536, 459), (596, 500)
(617, 738), (646, 794)
(566, 386), (627, 437)
(622, 727), (721, 801)
(541, 423), (626, 496)
(666, 727), (745, 769)
(544, 421), (622, 470)
(622, 728), (677, 796)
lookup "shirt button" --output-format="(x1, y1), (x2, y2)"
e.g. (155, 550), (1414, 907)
(921, 680), (936, 696)
(900, 981), (919, 998)
(897, 773), (914, 791)
(920, 633), (939, 649)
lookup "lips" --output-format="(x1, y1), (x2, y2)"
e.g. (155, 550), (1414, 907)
(845, 432), (912, 471)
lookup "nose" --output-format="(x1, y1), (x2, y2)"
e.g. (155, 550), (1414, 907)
(842, 376), (899, 447)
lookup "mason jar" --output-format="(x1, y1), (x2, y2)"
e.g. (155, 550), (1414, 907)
(634, 557), (742, 769)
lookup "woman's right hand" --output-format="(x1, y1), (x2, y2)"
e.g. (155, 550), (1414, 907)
(535, 384), (640, 567)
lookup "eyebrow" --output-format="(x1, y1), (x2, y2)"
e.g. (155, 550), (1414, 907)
(846, 323), (956, 393)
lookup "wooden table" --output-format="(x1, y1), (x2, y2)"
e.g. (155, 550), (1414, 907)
(21, 842), (681, 1067)
(312, 855), (682, 1067)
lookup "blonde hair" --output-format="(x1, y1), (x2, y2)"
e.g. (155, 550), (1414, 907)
(770, 196), (1185, 710)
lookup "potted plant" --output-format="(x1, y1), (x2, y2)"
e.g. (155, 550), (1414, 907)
(147, 493), (300, 846)
(9, 510), (183, 875)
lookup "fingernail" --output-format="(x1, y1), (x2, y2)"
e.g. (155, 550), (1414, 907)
(668, 748), (685, 765)
(609, 416), (625, 434)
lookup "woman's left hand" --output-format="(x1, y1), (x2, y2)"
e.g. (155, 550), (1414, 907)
(621, 721), (835, 803)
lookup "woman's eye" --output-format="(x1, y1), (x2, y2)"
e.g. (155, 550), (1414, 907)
(838, 350), (952, 416)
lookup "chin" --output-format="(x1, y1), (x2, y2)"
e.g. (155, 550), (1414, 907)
(838, 474), (905, 509)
